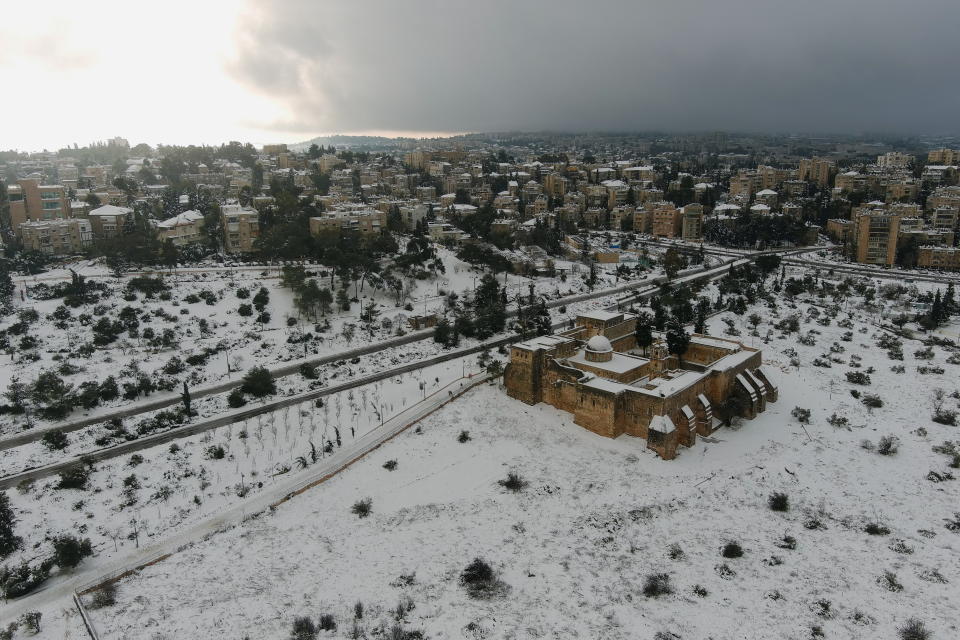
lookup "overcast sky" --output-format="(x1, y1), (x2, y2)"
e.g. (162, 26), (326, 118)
(4, 0), (959, 151)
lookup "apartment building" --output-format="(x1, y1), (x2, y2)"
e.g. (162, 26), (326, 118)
(854, 211), (900, 266)
(651, 204), (682, 238)
(927, 148), (960, 165)
(221, 204), (260, 253)
(917, 246), (960, 271)
(156, 210), (205, 246)
(798, 157), (835, 187)
(88, 204), (133, 239)
(932, 206), (959, 232)
(876, 152), (913, 169)
(7, 179), (71, 230)
(308, 209), (386, 236)
(681, 205), (704, 241)
(19, 218), (92, 255)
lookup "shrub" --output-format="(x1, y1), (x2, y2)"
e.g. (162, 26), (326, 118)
(878, 570), (903, 592)
(227, 388), (247, 408)
(383, 459), (398, 471)
(457, 430), (471, 443)
(299, 363), (318, 379)
(776, 534), (797, 550)
(56, 463), (92, 490)
(460, 557), (498, 598)
(351, 498), (372, 518)
(41, 429), (69, 451)
(354, 601), (364, 620)
(667, 543), (684, 560)
(932, 409), (958, 426)
(498, 472), (528, 493)
(790, 407), (811, 423)
(899, 618), (932, 640)
(877, 436), (899, 456)
(721, 541), (744, 558)
(827, 413), (849, 428)
(206, 445), (226, 460)
(768, 492), (789, 512)
(236, 287), (250, 299)
(865, 522), (890, 536)
(237, 303), (253, 317)
(642, 572), (673, 597)
(52, 534), (93, 569)
(692, 584), (708, 597)
(128, 454), (144, 467)
(846, 371), (871, 385)
(240, 366), (276, 397)
(861, 394), (884, 409)
(90, 582), (117, 608)
(291, 616), (317, 640)
(318, 614), (336, 632)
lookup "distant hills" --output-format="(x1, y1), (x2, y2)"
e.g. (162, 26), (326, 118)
(289, 134), (452, 151)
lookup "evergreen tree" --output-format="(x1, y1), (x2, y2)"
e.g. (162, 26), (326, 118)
(533, 301), (552, 336)
(240, 366), (276, 397)
(336, 288), (351, 311)
(944, 283), (956, 317)
(433, 316), (452, 346)
(694, 303), (707, 334)
(665, 319), (690, 358)
(473, 274), (506, 338)
(0, 491), (20, 558)
(634, 311), (654, 354)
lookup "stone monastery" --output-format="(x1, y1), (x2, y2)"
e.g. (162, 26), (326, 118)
(504, 310), (778, 459)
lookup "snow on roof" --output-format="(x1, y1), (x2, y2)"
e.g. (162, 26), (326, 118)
(585, 335), (613, 352)
(157, 210), (204, 228)
(567, 350), (648, 375)
(514, 334), (575, 351)
(88, 204), (132, 216)
(681, 405), (695, 420)
(581, 376), (626, 394)
(601, 179), (627, 188)
(649, 414), (676, 434)
(633, 370), (701, 396)
(756, 189), (777, 195)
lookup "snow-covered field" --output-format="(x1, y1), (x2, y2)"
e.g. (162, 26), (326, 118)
(0, 247), (664, 437)
(2, 355), (487, 590)
(69, 284), (960, 639)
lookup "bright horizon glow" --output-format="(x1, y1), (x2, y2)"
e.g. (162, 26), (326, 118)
(0, 1), (463, 153)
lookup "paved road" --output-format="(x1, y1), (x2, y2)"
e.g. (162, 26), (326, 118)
(0, 373), (492, 625)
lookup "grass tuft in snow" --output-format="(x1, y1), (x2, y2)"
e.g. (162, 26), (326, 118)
(498, 472), (528, 493)
(898, 618), (932, 640)
(768, 492), (789, 512)
(642, 573), (673, 598)
(351, 498), (373, 519)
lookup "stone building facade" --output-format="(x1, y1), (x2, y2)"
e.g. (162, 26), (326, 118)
(504, 311), (777, 460)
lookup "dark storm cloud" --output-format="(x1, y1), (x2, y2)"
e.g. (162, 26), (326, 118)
(229, 0), (960, 135)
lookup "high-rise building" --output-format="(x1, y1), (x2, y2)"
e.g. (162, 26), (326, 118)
(854, 211), (900, 266)
(798, 157), (836, 187)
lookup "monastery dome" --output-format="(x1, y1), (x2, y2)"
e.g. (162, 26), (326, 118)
(585, 335), (613, 353)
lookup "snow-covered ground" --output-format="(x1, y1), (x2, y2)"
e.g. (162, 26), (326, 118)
(2, 355), (488, 590)
(63, 283), (960, 639)
(0, 247), (666, 437)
